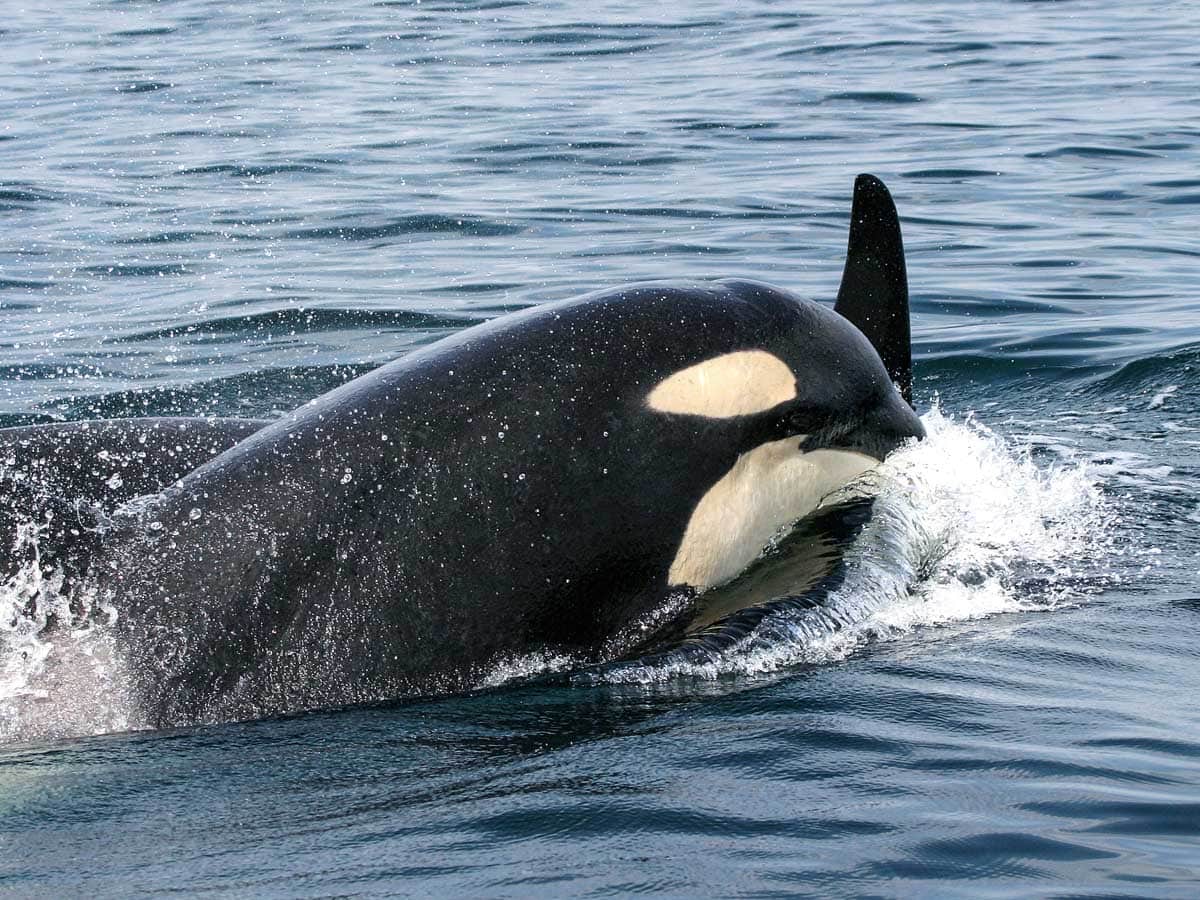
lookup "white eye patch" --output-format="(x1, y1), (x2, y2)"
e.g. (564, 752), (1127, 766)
(646, 350), (797, 418)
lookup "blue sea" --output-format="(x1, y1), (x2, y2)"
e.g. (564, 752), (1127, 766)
(2, 0), (1199, 896)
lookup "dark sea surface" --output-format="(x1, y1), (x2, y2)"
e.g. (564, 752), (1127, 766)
(2, 0), (1199, 896)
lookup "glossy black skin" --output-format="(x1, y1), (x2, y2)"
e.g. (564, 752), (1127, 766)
(94, 279), (922, 726)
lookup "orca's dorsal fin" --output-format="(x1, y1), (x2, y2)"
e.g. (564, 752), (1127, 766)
(834, 174), (914, 406)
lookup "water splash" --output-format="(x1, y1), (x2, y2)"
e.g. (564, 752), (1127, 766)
(477, 650), (582, 690)
(0, 523), (139, 744)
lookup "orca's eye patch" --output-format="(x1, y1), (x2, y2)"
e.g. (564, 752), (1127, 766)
(646, 350), (797, 418)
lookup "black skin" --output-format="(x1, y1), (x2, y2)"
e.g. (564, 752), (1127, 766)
(83, 279), (923, 727)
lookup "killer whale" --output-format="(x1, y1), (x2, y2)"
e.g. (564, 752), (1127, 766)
(2, 175), (922, 727)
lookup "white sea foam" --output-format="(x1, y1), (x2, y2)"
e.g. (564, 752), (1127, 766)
(477, 650), (582, 689)
(1148, 384), (1178, 409)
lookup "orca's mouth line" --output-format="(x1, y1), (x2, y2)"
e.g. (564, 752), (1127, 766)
(799, 418), (886, 462)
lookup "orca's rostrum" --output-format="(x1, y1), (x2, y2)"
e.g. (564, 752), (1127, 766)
(0, 175), (924, 727)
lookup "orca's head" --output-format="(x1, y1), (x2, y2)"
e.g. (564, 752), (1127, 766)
(639, 174), (923, 592)
(642, 283), (923, 592)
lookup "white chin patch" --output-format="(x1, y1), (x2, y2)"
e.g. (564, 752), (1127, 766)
(646, 350), (796, 418)
(668, 438), (877, 591)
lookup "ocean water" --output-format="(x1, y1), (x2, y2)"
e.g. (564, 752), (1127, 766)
(2, 0), (1199, 896)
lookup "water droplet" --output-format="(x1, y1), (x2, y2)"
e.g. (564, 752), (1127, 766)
(189, 507), (202, 521)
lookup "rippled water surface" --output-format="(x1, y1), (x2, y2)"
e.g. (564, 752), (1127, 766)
(2, 0), (1199, 896)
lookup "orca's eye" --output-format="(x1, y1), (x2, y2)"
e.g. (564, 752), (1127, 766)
(780, 403), (838, 439)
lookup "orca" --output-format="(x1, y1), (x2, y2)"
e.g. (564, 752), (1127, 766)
(2, 175), (923, 727)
